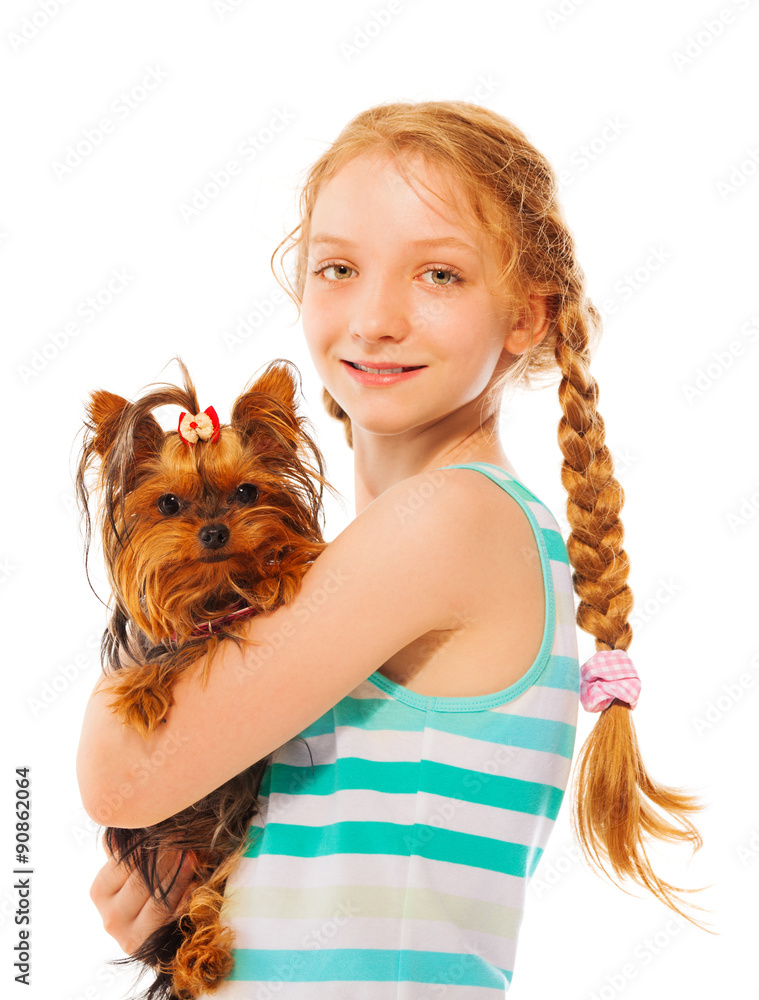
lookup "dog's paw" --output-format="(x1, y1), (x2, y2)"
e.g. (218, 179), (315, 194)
(107, 673), (173, 737)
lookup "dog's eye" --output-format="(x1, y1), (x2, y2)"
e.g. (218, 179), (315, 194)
(157, 494), (182, 516)
(234, 483), (259, 505)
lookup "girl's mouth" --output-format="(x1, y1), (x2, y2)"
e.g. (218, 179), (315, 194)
(341, 360), (426, 385)
(346, 361), (425, 374)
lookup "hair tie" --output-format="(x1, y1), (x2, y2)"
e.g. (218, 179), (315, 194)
(177, 406), (221, 445)
(580, 648), (641, 713)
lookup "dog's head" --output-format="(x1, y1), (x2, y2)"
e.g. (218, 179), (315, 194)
(76, 358), (329, 643)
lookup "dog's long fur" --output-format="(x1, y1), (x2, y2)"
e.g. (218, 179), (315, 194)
(76, 358), (333, 999)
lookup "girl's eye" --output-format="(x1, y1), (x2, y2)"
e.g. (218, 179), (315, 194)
(419, 266), (462, 287)
(311, 261), (463, 287)
(234, 483), (259, 504)
(312, 263), (355, 281)
(157, 494), (182, 516)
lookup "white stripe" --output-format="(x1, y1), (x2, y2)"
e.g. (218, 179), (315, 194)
(489, 683), (578, 723)
(272, 723), (572, 787)
(228, 852), (532, 911)
(550, 622), (580, 658)
(412, 790), (558, 847)
(274, 726), (423, 766)
(433, 728), (574, 786)
(226, 913), (518, 972)
(348, 677), (395, 700)
(257, 786), (557, 849)
(530, 499), (562, 532)
(552, 577), (578, 621)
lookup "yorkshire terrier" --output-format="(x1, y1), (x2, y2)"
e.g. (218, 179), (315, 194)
(76, 358), (334, 1000)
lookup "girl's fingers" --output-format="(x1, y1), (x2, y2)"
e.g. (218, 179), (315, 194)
(156, 852), (198, 912)
(91, 855), (158, 952)
(91, 837), (198, 955)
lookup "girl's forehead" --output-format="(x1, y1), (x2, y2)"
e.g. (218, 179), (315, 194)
(316, 151), (464, 206)
(309, 152), (482, 250)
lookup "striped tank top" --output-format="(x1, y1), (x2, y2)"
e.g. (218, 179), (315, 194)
(210, 462), (580, 998)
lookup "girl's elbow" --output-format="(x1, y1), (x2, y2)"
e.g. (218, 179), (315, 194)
(80, 787), (164, 830)
(77, 757), (158, 830)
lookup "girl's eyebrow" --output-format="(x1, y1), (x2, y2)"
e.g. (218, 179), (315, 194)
(308, 233), (479, 256)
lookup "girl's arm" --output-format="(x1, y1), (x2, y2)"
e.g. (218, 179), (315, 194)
(77, 468), (496, 829)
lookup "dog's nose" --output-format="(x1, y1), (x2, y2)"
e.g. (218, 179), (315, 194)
(198, 523), (230, 550)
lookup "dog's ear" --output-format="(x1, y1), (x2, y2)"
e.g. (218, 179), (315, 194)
(86, 391), (131, 456)
(86, 390), (163, 463)
(230, 361), (300, 457)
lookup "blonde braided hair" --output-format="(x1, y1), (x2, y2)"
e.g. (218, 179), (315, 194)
(270, 100), (708, 928)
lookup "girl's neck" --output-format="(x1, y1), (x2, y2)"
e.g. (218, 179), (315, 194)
(351, 413), (518, 514)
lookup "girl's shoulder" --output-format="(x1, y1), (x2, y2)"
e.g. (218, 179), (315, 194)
(370, 462), (551, 697)
(382, 461), (549, 623)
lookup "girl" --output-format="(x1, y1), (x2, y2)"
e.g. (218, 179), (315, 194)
(79, 100), (706, 996)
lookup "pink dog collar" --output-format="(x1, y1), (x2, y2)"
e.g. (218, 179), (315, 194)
(169, 604), (259, 642)
(580, 649), (641, 713)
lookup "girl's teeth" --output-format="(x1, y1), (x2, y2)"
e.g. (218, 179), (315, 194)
(352, 362), (411, 374)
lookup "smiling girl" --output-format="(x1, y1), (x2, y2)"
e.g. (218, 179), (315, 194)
(79, 101), (706, 997)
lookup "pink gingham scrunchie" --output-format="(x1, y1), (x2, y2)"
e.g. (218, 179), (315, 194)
(579, 649), (641, 713)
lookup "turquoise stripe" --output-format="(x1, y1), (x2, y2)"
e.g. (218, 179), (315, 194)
(430, 712), (577, 758)
(335, 695), (427, 731)
(537, 656), (581, 692)
(266, 757), (564, 819)
(244, 820), (412, 859)
(299, 695), (427, 735)
(295, 695), (576, 756)
(421, 760), (565, 818)
(229, 947), (512, 987)
(544, 527), (570, 564)
(244, 819), (544, 878)
(269, 758), (421, 796)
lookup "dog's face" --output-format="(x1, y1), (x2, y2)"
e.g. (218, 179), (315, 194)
(103, 423), (298, 639)
(79, 361), (326, 643)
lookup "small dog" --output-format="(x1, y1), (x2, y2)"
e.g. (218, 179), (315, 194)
(76, 358), (333, 1000)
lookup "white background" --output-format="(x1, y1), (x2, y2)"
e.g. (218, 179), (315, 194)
(1, 1), (757, 998)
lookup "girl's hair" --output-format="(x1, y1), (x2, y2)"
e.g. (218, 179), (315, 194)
(270, 100), (707, 928)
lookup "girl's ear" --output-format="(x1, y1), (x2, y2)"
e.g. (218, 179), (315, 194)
(503, 295), (552, 356)
(85, 390), (163, 464)
(230, 361), (301, 457)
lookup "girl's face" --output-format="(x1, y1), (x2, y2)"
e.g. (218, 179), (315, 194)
(301, 152), (519, 443)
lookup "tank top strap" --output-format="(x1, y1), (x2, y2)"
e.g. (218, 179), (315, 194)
(435, 461), (543, 505)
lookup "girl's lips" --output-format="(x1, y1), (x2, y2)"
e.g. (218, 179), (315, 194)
(341, 360), (426, 386)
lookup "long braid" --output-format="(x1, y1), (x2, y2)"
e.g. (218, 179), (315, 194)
(554, 305), (708, 928)
(555, 300), (634, 652)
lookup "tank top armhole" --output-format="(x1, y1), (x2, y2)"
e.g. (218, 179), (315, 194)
(366, 461), (575, 713)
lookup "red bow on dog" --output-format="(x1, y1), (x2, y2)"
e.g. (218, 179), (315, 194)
(178, 406), (221, 445)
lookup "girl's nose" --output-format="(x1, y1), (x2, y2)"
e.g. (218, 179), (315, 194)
(347, 273), (411, 344)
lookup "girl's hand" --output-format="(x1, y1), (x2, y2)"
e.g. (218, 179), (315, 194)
(90, 835), (196, 956)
